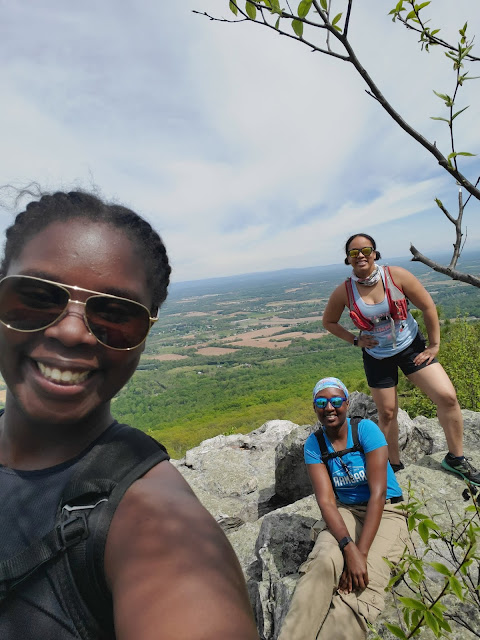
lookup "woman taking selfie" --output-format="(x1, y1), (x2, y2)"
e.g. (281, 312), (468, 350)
(322, 233), (479, 485)
(0, 191), (258, 640)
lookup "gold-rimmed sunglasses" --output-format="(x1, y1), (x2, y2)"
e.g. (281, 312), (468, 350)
(346, 246), (374, 259)
(0, 275), (157, 350)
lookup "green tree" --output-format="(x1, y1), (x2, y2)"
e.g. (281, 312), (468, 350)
(370, 484), (480, 639)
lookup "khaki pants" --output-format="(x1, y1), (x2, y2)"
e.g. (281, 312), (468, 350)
(278, 503), (408, 640)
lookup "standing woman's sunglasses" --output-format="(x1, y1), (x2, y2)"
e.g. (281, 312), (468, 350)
(314, 396), (347, 409)
(0, 275), (157, 350)
(346, 246), (374, 258)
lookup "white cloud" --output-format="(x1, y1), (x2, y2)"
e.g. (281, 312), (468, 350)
(0, 0), (479, 281)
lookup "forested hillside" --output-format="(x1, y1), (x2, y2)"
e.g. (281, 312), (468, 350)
(109, 252), (480, 457)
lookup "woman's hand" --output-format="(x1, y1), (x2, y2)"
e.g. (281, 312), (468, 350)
(413, 343), (439, 366)
(338, 544), (369, 593)
(358, 333), (378, 349)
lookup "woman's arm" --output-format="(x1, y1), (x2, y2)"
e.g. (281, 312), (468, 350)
(307, 463), (369, 593)
(391, 266), (440, 365)
(355, 446), (388, 557)
(105, 461), (259, 640)
(322, 284), (378, 350)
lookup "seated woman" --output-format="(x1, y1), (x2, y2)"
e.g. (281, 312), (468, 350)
(278, 377), (408, 640)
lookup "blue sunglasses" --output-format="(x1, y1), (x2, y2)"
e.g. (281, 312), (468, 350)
(314, 396), (347, 409)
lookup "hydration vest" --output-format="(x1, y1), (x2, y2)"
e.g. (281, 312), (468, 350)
(345, 265), (408, 332)
(0, 424), (169, 640)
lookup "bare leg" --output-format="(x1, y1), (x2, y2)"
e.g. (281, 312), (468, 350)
(369, 386), (400, 464)
(407, 363), (463, 457)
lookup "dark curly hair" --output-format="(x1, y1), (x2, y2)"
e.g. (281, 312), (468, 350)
(0, 190), (171, 311)
(344, 233), (381, 265)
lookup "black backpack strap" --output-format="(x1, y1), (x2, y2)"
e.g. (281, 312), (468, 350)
(0, 423), (169, 640)
(313, 417), (364, 497)
(0, 508), (90, 603)
(61, 424), (170, 639)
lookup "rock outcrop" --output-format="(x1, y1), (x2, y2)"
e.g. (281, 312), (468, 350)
(173, 393), (480, 639)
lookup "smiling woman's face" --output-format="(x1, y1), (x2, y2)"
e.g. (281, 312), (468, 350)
(0, 219), (152, 428)
(346, 235), (376, 276)
(313, 386), (349, 431)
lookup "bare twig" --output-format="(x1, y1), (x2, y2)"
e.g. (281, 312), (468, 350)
(410, 245), (480, 287)
(396, 13), (480, 61)
(344, 0), (353, 38)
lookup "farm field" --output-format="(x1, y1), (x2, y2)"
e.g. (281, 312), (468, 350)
(111, 252), (480, 457)
(1, 253), (479, 457)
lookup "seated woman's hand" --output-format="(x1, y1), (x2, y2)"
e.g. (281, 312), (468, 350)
(338, 544), (369, 594)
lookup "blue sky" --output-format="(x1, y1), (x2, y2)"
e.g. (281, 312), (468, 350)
(1, 1), (479, 281)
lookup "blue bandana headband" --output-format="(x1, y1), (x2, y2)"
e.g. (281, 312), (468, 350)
(312, 377), (349, 400)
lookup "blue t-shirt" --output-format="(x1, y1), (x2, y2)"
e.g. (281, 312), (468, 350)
(304, 418), (402, 504)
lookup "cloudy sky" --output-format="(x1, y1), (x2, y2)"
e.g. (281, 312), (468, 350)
(1, 1), (479, 281)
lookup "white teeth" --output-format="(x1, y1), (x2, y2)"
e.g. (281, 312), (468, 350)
(37, 362), (90, 384)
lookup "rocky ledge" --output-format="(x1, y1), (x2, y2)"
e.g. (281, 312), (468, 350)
(173, 392), (480, 640)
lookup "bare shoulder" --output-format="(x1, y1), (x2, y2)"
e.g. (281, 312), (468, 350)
(105, 460), (259, 640)
(328, 281), (349, 305)
(386, 265), (418, 286)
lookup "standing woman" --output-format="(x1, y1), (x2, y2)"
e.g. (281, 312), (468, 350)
(322, 233), (479, 484)
(0, 191), (258, 640)
(278, 377), (408, 640)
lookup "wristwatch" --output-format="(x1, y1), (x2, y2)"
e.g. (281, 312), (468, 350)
(338, 536), (353, 551)
(353, 336), (359, 347)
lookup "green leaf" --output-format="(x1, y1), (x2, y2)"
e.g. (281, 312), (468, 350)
(398, 596), (426, 611)
(292, 18), (303, 37)
(408, 567), (422, 584)
(428, 561), (451, 576)
(438, 617), (452, 633)
(406, 10), (416, 20)
(297, 0), (312, 18)
(332, 12), (342, 26)
(424, 611), (440, 637)
(418, 520), (429, 544)
(430, 116), (450, 123)
(433, 90), (451, 103)
(452, 106), (469, 120)
(449, 151), (477, 159)
(448, 575), (464, 600)
(416, 1), (430, 9)
(275, 16), (280, 28)
(384, 623), (407, 639)
(245, 1), (257, 19)
(430, 602), (447, 619)
(229, 1), (238, 15)
(319, 0), (327, 10)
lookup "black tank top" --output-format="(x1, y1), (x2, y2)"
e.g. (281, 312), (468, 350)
(0, 422), (120, 639)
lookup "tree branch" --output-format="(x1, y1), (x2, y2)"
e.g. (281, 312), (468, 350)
(344, 0), (353, 38)
(396, 15), (480, 62)
(410, 244), (480, 287)
(336, 34), (480, 201)
(449, 189), (464, 269)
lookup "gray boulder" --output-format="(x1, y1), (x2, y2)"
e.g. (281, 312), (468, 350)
(175, 407), (480, 639)
(173, 420), (299, 529)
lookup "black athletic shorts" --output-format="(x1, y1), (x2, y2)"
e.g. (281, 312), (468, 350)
(362, 330), (439, 389)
